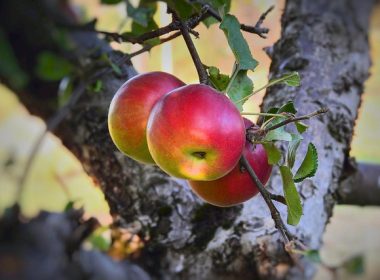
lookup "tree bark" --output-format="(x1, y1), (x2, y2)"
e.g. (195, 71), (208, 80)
(0, 0), (374, 279)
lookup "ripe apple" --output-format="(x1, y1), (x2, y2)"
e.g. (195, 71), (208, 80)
(108, 72), (185, 164)
(146, 84), (246, 181)
(188, 118), (272, 207)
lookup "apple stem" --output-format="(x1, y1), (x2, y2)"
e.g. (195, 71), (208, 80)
(240, 155), (293, 243)
(170, 9), (209, 85)
(241, 112), (287, 117)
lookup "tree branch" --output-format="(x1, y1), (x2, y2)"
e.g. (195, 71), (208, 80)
(338, 160), (380, 206)
(240, 155), (292, 243)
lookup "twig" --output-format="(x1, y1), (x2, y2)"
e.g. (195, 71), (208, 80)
(240, 155), (292, 243)
(240, 6), (274, 38)
(171, 10), (209, 84)
(205, 4), (274, 38)
(263, 108), (328, 132)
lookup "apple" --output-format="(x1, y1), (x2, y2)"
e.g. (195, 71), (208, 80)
(188, 118), (272, 207)
(108, 72), (185, 164)
(146, 84), (245, 181)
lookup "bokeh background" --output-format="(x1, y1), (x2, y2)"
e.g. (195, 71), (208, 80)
(0, 1), (379, 279)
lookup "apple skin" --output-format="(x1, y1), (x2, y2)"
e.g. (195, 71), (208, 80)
(108, 72), (185, 164)
(188, 118), (272, 207)
(146, 84), (245, 181)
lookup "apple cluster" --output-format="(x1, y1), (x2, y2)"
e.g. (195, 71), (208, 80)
(108, 72), (272, 207)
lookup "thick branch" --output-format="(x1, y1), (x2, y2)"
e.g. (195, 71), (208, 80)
(338, 160), (380, 206)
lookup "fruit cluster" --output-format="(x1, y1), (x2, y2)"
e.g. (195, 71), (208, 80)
(108, 72), (272, 207)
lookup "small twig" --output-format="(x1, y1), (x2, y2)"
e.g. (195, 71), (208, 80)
(205, 4), (274, 38)
(240, 155), (292, 243)
(264, 108), (328, 132)
(171, 10), (209, 84)
(240, 6), (274, 38)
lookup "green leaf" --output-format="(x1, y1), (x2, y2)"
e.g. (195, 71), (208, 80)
(262, 142), (281, 165)
(294, 143), (318, 182)
(125, 0), (158, 44)
(64, 201), (75, 212)
(35, 52), (73, 81)
(0, 27), (28, 89)
(278, 101), (297, 114)
(264, 121), (293, 142)
(220, 14), (258, 71)
(208, 0), (231, 18)
(88, 227), (111, 252)
(110, 61), (122, 75)
(287, 139), (301, 169)
(295, 121), (309, 134)
(101, 0), (123, 4)
(269, 72), (300, 87)
(126, 0), (156, 27)
(208, 66), (230, 92)
(343, 255), (364, 275)
(279, 165), (303, 225)
(203, 17), (219, 27)
(163, 0), (199, 20)
(305, 250), (321, 263)
(227, 70), (253, 111)
(92, 80), (103, 93)
(262, 107), (279, 123)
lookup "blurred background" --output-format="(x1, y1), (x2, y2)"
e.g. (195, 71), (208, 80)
(0, 0), (379, 279)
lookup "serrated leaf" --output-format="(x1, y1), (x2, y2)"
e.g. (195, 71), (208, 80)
(220, 14), (258, 71)
(294, 143), (318, 182)
(269, 72), (300, 87)
(343, 255), (364, 275)
(227, 70), (253, 111)
(35, 52), (73, 81)
(101, 0), (123, 4)
(295, 121), (309, 134)
(208, 66), (230, 92)
(287, 139), (301, 169)
(278, 101), (297, 114)
(262, 142), (281, 165)
(305, 250), (321, 263)
(279, 166), (303, 225)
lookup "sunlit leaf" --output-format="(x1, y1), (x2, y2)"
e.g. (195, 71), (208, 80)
(208, 66), (230, 92)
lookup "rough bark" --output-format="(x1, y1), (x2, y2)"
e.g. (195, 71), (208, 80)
(0, 0), (374, 279)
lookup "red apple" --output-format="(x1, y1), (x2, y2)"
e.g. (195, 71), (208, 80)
(108, 72), (185, 164)
(146, 84), (245, 180)
(188, 118), (272, 207)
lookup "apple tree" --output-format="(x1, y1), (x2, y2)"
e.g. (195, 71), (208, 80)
(0, 0), (377, 279)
